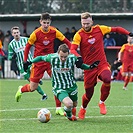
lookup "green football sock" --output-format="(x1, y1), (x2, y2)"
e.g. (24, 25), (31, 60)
(36, 86), (45, 96)
(64, 106), (72, 118)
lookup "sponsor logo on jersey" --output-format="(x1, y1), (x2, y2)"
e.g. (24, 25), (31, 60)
(15, 46), (25, 53)
(88, 38), (95, 44)
(43, 40), (50, 45)
(54, 68), (70, 73)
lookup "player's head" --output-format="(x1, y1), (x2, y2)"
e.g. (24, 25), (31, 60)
(40, 12), (51, 32)
(58, 44), (69, 63)
(11, 26), (20, 40)
(127, 36), (133, 44)
(81, 12), (93, 32)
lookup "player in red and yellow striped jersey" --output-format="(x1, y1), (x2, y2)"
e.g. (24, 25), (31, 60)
(118, 36), (133, 90)
(70, 12), (133, 119)
(15, 12), (71, 115)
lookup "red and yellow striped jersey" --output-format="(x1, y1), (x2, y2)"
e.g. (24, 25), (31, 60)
(120, 43), (133, 63)
(28, 26), (65, 58)
(72, 25), (111, 65)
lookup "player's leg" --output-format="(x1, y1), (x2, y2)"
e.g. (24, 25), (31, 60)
(69, 87), (78, 116)
(122, 72), (131, 90)
(78, 70), (97, 119)
(98, 69), (111, 115)
(23, 70), (47, 100)
(15, 81), (38, 102)
(47, 67), (63, 115)
(36, 85), (48, 100)
(54, 96), (64, 115)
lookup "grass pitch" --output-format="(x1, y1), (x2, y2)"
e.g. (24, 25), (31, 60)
(0, 79), (132, 133)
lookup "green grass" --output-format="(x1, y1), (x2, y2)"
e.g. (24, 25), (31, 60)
(0, 79), (133, 133)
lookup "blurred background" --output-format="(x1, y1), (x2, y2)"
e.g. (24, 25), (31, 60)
(0, 0), (133, 14)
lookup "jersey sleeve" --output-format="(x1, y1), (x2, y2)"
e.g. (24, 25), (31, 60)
(56, 29), (65, 41)
(31, 54), (51, 63)
(8, 43), (14, 60)
(28, 32), (36, 45)
(119, 44), (126, 53)
(99, 25), (111, 35)
(72, 32), (81, 46)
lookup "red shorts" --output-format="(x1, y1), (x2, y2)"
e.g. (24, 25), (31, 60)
(30, 61), (51, 83)
(84, 64), (110, 89)
(122, 62), (133, 73)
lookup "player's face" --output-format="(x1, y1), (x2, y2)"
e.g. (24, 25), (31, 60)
(127, 36), (133, 44)
(40, 19), (51, 32)
(81, 17), (93, 32)
(58, 51), (69, 63)
(12, 29), (20, 40)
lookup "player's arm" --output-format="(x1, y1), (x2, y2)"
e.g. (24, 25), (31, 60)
(24, 32), (36, 62)
(56, 29), (71, 49)
(111, 27), (130, 35)
(118, 45), (125, 62)
(70, 32), (81, 57)
(8, 44), (15, 60)
(23, 55), (51, 72)
(99, 25), (133, 36)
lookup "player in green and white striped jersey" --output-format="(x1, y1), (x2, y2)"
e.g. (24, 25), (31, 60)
(24, 44), (100, 121)
(8, 26), (47, 101)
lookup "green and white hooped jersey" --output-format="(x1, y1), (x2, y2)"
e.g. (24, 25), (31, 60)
(8, 36), (33, 72)
(44, 53), (77, 89)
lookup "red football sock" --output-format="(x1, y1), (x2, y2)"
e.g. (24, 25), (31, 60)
(54, 96), (61, 107)
(21, 84), (31, 93)
(124, 76), (130, 87)
(100, 83), (110, 102)
(82, 94), (90, 108)
(72, 107), (76, 116)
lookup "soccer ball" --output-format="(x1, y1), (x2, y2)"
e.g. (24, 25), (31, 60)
(37, 108), (51, 123)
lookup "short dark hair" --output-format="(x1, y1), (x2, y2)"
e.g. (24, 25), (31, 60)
(58, 44), (69, 53)
(40, 12), (51, 20)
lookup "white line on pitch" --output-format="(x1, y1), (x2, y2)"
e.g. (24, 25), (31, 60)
(0, 106), (132, 112)
(0, 114), (132, 122)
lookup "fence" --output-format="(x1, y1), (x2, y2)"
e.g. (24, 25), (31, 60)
(0, 60), (83, 79)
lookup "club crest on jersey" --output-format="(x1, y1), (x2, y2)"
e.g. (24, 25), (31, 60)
(43, 40), (50, 45)
(88, 38), (95, 44)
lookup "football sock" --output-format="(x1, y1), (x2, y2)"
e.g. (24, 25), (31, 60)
(72, 107), (76, 116)
(64, 106), (72, 118)
(100, 83), (110, 101)
(54, 96), (61, 107)
(21, 84), (31, 93)
(36, 86), (45, 96)
(82, 94), (90, 108)
(124, 76), (130, 87)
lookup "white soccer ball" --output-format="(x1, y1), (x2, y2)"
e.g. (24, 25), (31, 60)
(37, 108), (51, 123)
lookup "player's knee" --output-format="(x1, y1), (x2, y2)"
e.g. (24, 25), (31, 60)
(63, 97), (73, 108)
(100, 70), (111, 83)
(66, 101), (73, 108)
(103, 77), (111, 84)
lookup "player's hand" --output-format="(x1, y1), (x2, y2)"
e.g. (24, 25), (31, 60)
(23, 61), (32, 72)
(129, 32), (133, 37)
(75, 57), (83, 68)
(90, 61), (100, 69)
(39, 79), (43, 85)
